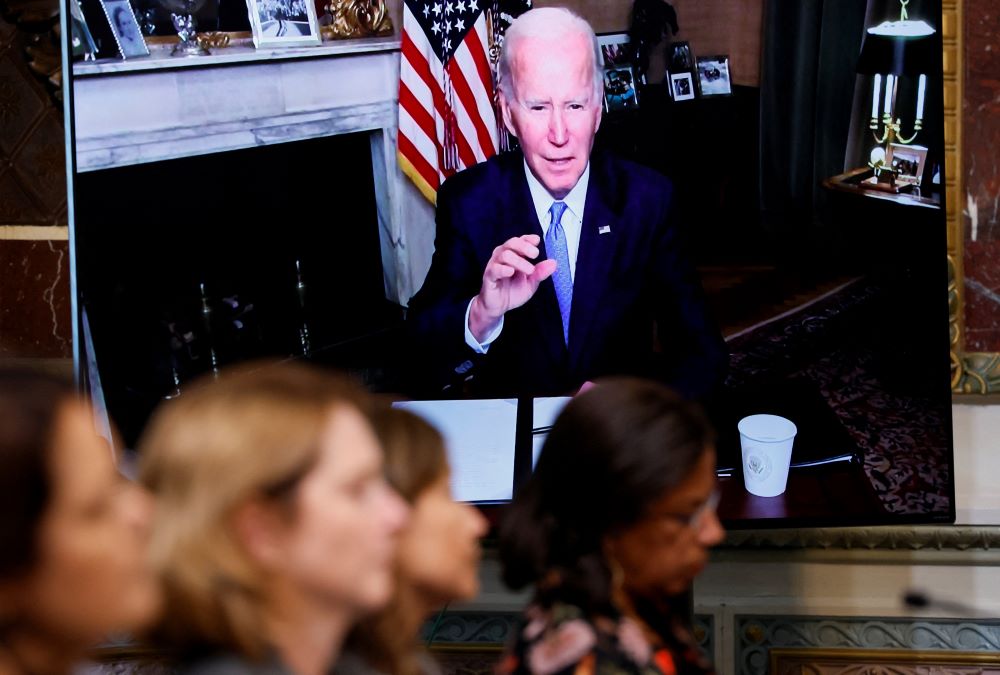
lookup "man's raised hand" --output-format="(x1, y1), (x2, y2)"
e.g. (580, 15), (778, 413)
(469, 234), (557, 342)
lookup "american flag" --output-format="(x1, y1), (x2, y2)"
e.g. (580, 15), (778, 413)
(397, 0), (528, 203)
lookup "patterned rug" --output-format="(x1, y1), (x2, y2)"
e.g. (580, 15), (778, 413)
(724, 278), (952, 516)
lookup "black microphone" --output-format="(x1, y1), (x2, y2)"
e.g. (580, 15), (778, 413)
(903, 589), (985, 616)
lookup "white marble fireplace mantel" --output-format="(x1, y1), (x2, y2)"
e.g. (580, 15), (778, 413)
(71, 37), (435, 305)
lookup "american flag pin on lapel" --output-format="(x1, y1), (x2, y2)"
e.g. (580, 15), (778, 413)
(598, 225), (611, 235)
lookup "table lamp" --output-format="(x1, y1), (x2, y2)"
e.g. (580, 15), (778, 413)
(855, 0), (936, 186)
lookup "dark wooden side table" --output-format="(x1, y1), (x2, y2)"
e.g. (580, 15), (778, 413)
(823, 167), (941, 210)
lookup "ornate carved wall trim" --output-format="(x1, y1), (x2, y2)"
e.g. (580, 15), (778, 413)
(771, 648), (1000, 675)
(739, 616), (1000, 675)
(720, 525), (1000, 554)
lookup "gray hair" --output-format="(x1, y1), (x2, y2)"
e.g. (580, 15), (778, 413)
(497, 7), (603, 103)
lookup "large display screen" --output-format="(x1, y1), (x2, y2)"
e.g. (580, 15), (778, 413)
(64, 0), (953, 528)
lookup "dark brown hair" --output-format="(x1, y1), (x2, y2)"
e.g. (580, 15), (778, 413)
(373, 406), (449, 503)
(499, 377), (714, 616)
(0, 367), (76, 580)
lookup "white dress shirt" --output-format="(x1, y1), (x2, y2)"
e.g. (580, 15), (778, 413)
(464, 161), (591, 353)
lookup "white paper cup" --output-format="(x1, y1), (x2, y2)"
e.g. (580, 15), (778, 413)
(738, 414), (797, 497)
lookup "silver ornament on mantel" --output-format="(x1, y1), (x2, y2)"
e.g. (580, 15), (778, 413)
(159, 0), (211, 55)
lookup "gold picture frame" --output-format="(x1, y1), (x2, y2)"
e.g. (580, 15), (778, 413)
(944, 0), (1000, 396)
(771, 647), (1000, 675)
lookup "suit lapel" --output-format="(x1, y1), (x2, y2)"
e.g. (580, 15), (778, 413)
(569, 155), (621, 373)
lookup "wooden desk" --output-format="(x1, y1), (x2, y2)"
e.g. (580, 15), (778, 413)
(718, 458), (887, 526)
(823, 167), (941, 210)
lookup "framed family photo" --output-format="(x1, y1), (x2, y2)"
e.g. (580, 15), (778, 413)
(667, 41), (694, 72)
(886, 143), (928, 186)
(69, 0), (98, 60)
(597, 32), (631, 68)
(603, 66), (639, 112)
(247, 0), (321, 47)
(669, 71), (695, 101)
(696, 55), (732, 96)
(99, 0), (149, 58)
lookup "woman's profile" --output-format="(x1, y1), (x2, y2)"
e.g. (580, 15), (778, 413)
(337, 406), (488, 675)
(498, 378), (724, 675)
(0, 368), (161, 675)
(139, 362), (408, 675)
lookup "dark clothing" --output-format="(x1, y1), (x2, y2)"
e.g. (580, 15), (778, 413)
(407, 149), (727, 399)
(174, 653), (293, 675)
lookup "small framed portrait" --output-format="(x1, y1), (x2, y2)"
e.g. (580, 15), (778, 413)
(885, 143), (928, 186)
(669, 71), (695, 101)
(597, 32), (631, 68)
(69, 0), (98, 60)
(603, 66), (639, 112)
(667, 41), (694, 72)
(99, 0), (149, 58)
(248, 0), (321, 48)
(696, 55), (732, 96)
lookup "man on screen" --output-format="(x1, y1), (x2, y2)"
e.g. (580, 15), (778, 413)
(408, 7), (727, 400)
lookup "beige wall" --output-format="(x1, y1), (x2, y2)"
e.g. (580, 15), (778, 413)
(386, 0), (763, 86)
(531, 0), (765, 87)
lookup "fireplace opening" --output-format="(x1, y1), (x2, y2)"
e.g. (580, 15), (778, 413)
(75, 131), (400, 445)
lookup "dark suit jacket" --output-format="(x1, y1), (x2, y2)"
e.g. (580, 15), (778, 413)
(407, 149), (727, 400)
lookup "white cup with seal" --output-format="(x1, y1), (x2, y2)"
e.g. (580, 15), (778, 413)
(737, 414), (797, 497)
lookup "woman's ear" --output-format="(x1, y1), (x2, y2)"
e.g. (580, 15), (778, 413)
(499, 91), (518, 138)
(231, 500), (287, 570)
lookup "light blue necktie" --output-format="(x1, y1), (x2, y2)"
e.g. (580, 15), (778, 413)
(545, 201), (572, 345)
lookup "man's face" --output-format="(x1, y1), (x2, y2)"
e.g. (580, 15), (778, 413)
(500, 32), (602, 200)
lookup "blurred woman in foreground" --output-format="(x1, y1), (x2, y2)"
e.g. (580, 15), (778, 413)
(138, 363), (408, 675)
(499, 378), (725, 675)
(337, 406), (489, 675)
(0, 368), (160, 675)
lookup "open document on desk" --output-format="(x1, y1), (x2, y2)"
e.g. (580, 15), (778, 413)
(393, 399), (519, 503)
(394, 397), (574, 503)
(531, 396), (572, 467)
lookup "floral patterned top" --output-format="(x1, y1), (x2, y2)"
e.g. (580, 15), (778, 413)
(495, 602), (713, 675)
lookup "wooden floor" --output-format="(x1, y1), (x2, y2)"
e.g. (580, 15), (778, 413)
(698, 265), (858, 338)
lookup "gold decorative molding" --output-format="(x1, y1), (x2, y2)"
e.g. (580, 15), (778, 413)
(321, 0), (393, 40)
(0, 225), (69, 240)
(943, 0), (999, 395)
(720, 525), (1000, 552)
(771, 648), (1000, 675)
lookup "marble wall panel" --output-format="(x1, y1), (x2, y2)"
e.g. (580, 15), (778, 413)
(962, 0), (1000, 352)
(0, 14), (72, 360)
(0, 239), (72, 359)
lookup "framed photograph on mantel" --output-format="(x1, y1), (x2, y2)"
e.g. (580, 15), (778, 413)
(667, 41), (694, 72)
(248, 0), (321, 47)
(603, 66), (639, 112)
(696, 55), (732, 96)
(597, 32), (631, 68)
(669, 71), (695, 101)
(99, 0), (149, 58)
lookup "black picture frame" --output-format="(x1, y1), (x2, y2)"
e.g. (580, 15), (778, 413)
(667, 40), (693, 71)
(696, 55), (733, 96)
(603, 66), (640, 112)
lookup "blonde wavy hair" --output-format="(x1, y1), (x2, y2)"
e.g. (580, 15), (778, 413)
(138, 362), (371, 659)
